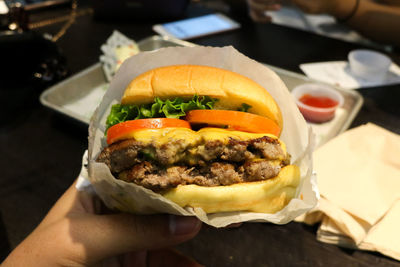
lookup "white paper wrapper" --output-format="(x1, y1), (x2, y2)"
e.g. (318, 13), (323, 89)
(88, 46), (318, 227)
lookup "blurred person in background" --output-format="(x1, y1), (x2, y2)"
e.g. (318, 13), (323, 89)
(247, 0), (400, 47)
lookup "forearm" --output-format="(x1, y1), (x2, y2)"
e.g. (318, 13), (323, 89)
(333, 0), (400, 47)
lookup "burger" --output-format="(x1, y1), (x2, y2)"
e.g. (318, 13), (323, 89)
(96, 64), (300, 214)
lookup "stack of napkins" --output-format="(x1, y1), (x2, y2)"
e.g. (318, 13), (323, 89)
(296, 123), (400, 261)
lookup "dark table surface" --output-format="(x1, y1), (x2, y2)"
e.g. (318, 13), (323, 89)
(1, 1), (400, 266)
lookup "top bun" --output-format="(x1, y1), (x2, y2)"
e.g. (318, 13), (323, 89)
(121, 65), (283, 129)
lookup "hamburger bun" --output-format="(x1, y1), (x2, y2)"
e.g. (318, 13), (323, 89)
(164, 165), (299, 214)
(121, 65), (283, 129)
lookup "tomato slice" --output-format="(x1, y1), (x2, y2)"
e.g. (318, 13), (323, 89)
(185, 110), (281, 136)
(107, 118), (191, 144)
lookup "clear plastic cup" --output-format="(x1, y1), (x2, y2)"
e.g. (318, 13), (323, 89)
(348, 49), (391, 82)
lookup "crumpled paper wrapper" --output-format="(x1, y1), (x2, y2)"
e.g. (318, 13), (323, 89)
(296, 123), (400, 261)
(88, 46), (318, 227)
(100, 30), (140, 82)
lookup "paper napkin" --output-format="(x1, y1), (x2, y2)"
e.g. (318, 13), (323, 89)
(296, 123), (400, 261)
(300, 61), (400, 89)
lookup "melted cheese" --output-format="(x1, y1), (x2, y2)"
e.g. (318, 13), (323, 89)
(121, 127), (286, 153)
(123, 128), (200, 146)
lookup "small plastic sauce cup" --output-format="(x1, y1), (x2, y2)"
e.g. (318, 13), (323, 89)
(348, 49), (391, 82)
(292, 83), (344, 123)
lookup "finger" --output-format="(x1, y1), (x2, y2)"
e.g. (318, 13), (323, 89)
(249, 9), (272, 23)
(291, 0), (319, 14)
(38, 180), (99, 229)
(37, 181), (80, 229)
(69, 214), (202, 264)
(247, 0), (281, 12)
(225, 222), (243, 228)
(247, 0), (281, 23)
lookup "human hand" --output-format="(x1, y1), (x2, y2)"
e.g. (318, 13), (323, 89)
(3, 180), (203, 267)
(291, 0), (338, 15)
(247, 0), (282, 23)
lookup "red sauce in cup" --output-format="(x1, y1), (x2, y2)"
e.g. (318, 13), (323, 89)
(299, 94), (338, 108)
(292, 83), (344, 123)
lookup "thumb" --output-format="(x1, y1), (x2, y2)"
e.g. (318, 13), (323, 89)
(68, 213), (201, 264)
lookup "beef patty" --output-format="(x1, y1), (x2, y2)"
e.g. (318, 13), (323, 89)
(97, 136), (291, 192)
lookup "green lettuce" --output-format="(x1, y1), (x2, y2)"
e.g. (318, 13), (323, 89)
(106, 95), (218, 129)
(238, 103), (252, 112)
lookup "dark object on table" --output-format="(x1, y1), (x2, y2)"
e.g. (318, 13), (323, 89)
(0, 31), (67, 124)
(91, 0), (189, 21)
(0, 0), (72, 31)
(0, 30), (67, 89)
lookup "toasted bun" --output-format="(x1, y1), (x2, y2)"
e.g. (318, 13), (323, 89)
(163, 165), (300, 214)
(121, 65), (283, 129)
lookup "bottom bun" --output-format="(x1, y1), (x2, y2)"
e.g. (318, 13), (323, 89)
(163, 165), (300, 214)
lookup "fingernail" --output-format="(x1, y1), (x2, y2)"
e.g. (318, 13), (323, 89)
(169, 215), (201, 235)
